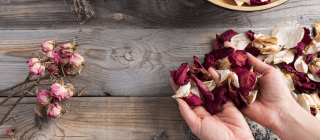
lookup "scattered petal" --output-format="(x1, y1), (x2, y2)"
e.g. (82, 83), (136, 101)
(294, 28), (312, 56)
(228, 50), (248, 67)
(273, 49), (295, 64)
(303, 35), (320, 54)
(170, 63), (190, 86)
(307, 73), (320, 82)
(203, 80), (216, 91)
(232, 67), (257, 96)
(230, 33), (251, 50)
(202, 53), (216, 70)
(218, 57), (231, 70)
(272, 21), (305, 49)
(309, 58), (320, 74)
(210, 47), (235, 60)
(172, 82), (191, 98)
(246, 30), (255, 41)
(183, 93), (203, 106)
(220, 29), (239, 43)
(250, 0), (271, 5)
(294, 56), (308, 73)
(246, 90), (258, 104)
(245, 46), (261, 57)
(204, 85), (228, 115)
(252, 34), (282, 54)
(315, 22), (320, 36)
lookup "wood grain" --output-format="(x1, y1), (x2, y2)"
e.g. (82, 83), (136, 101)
(0, 28), (275, 97)
(0, 97), (187, 140)
(0, 0), (319, 29)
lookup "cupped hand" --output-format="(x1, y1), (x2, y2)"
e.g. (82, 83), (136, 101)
(171, 60), (254, 140)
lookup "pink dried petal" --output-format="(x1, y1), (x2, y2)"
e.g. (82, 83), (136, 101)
(202, 53), (216, 70)
(183, 93), (203, 106)
(51, 83), (70, 101)
(232, 67), (257, 96)
(246, 30), (255, 41)
(170, 62), (190, 86)
(204, 85), (228, 115)
(245, 46), (260, 57)
(210, 47), (235, 60)
(37, 89), (51, 106)
(6, 128), (14, 136)
(306, 53), (316, 64)
(220, 29), (239, 43)
(26, 58), (39, 67)
(29, 63), (45, 76)
(295, 74), (316, 93)
(250, 0), (271, 5)
(228, 50), (248, 68)
(294, 28), (312, 56)
(189, 73), (214, 101)
(311, 107), (317, 116)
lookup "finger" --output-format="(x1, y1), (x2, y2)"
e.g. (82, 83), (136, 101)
(208, 67), (223, 87)
(224, 41), (238, 50)
(176, 99), (198, 127)
(170, 77), (179, 92)
(192, 106), (211, 116)
(247, 53), (274, 75)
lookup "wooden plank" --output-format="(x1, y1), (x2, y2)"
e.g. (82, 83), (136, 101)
(0, 28), (275, 97)
(0, 97), (187, 140)
(0, 0), (319, 29)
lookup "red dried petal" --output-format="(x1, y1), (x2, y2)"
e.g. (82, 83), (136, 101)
(215, 34), (222, 49)
(170, 63), (190, 86)
(220, 29), (239, 43)
(283, 62), (298, 73)
(250, 0), (271, 5)
(311, 107), (317, 116)
(228, 89), (249, 109)
(202, 53), (216, 70)
(191, 56), (212, 81)
(294, 28), (312, 56)
(193, 56), (206, 70)
(183, 93), (203, 106)
(306, 53), (316, 64)
(295, 74), (316, 93)
(246, 30), (255, 41)
(228, 50), (248, 68)
(204, 85), (228, 115)
(245, 46), (261, 57)
(210, 47), (235, 60)
(189, 73), (214, 101)
(232, 67), (257, 96)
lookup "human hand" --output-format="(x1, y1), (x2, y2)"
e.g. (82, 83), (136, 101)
(171, 64), (254, 140)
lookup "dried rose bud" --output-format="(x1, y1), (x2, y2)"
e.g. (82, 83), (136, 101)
(69, 53), (84, 67)
(47, 103), (62, 119)
(309, 58), (320, 74)
(36, 89), (52, 106)
(48, 64), (59, 74)
(65, 83), (75, 97)
(41, 40), (54, 53)
(6, 128), (15, 136)
(29, 63), (45, 76)
(26, 58), (39, 67)
(51, 83), (70, 101)
(60, 43), (74, 56)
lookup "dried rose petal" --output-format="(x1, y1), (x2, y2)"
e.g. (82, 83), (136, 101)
(217, 70), (240, 88)
(172, 82), (191, 98)
(210, 47), (235, 60)
(294, 28), (312, 56)
(246, 90), (258, 104)
(202, 53), (216, 70)
(47, 50), (61, 59)
(183, 93), (203, 106)
(306, 53), (316, 64)
(273, 49), (295, 64)
(29, 63), (45, 76)
(36, 89), (51, 106)
(272, 21), (305, 49)
(283, 62), (297, 73)
(309, 58), (320, 74)
(297, 93), (311, 113)
(204, 85), (228, 115)
(308, 73), (320, 82)
(220, 29), (239, 43)
(252, 34), (281, 54)
(69, 53), (85, 67)
(51, 83), (70, 101)
(250, 0), (271, 5)
(61, 43), (75, 56)
(193, 56), (206, 70)
(215, 34), (222, 49)
(48, 64), (59, 74)
(245, 46), (260, 57)
(246, 30), (255, 41)
(170, 63), (190, 86)
(234, 0), (245, 6)
(298, 93), (320, 115)
(218, 57), (231, 70)
(203, 80), (216, 91)
(228, 50), (248, 68)
(303, 35), (320, 54)
(295, 74), (316, 93)
(6, 128), (15, 136)
(41, 40), (54, 53)
(232, 67), (257, 96)
(228, 89), (249, 109)
(315, 22), (320, 36)
(311, 107), (317, 116)
(47, 103), (62, 119)
(230, 33), (251, 50)
(294, 56), (308, 73)
(189, 73), (214, 101)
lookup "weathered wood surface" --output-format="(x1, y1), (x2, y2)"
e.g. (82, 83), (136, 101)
(0, 0), (319, 29)
(0, 28), (276, 97)
(0, 97), (187, 140)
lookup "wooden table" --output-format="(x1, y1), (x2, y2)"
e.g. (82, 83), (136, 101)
(0, 0), (318, 139)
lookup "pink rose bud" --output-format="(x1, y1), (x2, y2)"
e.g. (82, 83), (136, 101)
(29, 63), (45, 76)
(6, 128), (15, 136)
(48, 64), (59, 74)
(47, 103), (62, 119)
(41, 40), (54, 53)
(51, 83), (69, 101)
(26, 58), (39, 67)
(69, 53), (84, 67)
(60, 43), (74, 56)
(37, 89), (52, 106)
(47, 50), (62, 64)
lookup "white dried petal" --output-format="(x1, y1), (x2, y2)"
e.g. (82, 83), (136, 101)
(252, 34), (282, 54)
(217, 70), (240, 88)
(231, 33), (251, 50)
(218, 70), (231, 83)
(230, 72), (240, 88)
(246, 90), (258, 104)
(219, 57), (231, 70)
(316, 112), (320, 120)
(307, 73), (320, 82)
(203, 80), (216, 91)
(271, 21), (305, 49)
(263, 54), (275, 63)
(273, 49), (295, 64)
(303, 36), (320, 54)
(294, 56), (308, 73)
(298, 94), (311, 113)
(290, 91), (298, 101)
(172, 82), (191, 98)
(304, 93), (320, 109)
(315, 22), (320, 36)
(190, 86), (201, 98)
(234, 0), (245, 6)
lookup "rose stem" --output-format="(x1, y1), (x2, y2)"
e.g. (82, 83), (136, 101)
(0, 75), (43, 126)
(18, 73), (33, 90)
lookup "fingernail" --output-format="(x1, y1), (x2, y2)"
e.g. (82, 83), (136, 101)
(174, 100), (179, 107)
